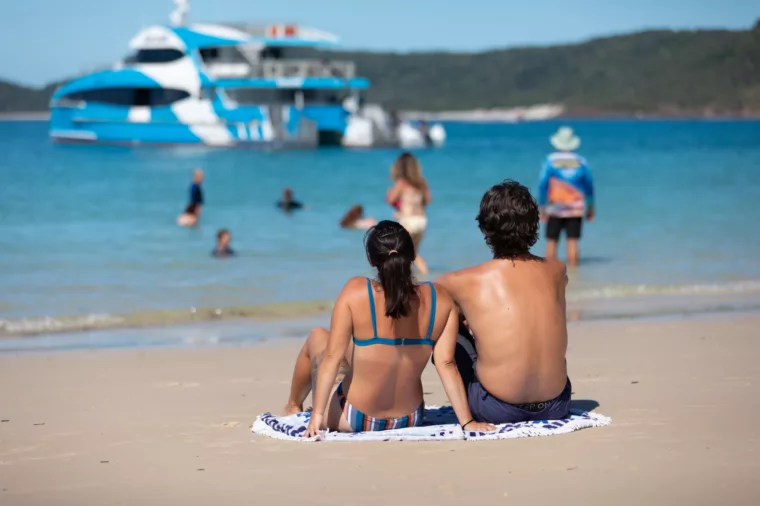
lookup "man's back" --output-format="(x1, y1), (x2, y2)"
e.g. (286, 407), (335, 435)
(441, 255), (568, 404)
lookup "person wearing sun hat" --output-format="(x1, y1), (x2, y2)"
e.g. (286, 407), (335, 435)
(537, 127), (595, 266)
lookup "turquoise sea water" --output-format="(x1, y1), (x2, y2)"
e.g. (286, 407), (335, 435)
(1, 120), (759, 336)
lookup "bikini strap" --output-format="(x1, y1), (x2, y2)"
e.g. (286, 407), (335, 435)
(366, 278), (378, 339)
(425, 281), (437, 339)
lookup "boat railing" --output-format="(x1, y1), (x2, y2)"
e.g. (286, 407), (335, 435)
(206, 59), (356, 79)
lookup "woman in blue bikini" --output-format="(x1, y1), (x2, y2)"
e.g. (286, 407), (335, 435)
(283, 220), (496, 437)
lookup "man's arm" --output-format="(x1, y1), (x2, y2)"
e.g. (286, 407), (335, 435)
(385, 181), (402, 205)
(433, 305), (495, 432)
(538, 160), (552, 221)
(582, 163), (595, 221)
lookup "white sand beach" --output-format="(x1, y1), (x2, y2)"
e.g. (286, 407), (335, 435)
(1, 313), (758, 505)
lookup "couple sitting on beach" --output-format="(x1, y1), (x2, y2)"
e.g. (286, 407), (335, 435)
(283, 180), (571, 436)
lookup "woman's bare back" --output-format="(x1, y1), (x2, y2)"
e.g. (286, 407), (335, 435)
(342, 278), (448, 417)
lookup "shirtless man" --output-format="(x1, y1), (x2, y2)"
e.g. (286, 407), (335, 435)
(435, 180), (571, 424)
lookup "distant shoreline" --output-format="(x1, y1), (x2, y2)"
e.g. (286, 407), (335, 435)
(0, 112), (50, 121)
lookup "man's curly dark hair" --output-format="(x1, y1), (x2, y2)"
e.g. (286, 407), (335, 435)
(477, 180), (539, 259)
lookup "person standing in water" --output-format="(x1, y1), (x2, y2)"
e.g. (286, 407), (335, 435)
(538, 127), (595, 267)
(188, 168), (204, 216)
(386, 153), (431, 275)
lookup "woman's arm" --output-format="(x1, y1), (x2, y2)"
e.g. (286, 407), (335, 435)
(433, 306), (496, 432)
(305, 282), (355, 437)
(423, 183), (432, 206)
(385, 181), (402, 205)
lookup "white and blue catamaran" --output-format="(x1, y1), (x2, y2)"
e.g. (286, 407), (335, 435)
(49, 0), (445, 148)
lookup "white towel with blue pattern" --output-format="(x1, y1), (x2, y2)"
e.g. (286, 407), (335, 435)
(251, 406), (610, 442)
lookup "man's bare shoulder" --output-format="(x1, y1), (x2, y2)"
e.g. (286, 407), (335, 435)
(437, 263), (492, 285)
(542, 257), (568, 278)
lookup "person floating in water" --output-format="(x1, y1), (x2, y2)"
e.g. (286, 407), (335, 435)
(212, 229), (235, 257)
(339, 205), (378, 230)
(538, 127), (595, 267)
(177, 202), (199, 227)
(277, 188), (304, 214)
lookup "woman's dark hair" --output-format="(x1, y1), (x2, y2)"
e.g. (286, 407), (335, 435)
(476, 180), (539, 259)
(339, 205), (364, 228)
(364, 220), (417, 319)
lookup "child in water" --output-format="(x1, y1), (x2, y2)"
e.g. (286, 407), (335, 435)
(212, 229), (235, 257)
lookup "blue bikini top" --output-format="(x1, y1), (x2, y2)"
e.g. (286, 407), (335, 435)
(353, 278), (437, 347)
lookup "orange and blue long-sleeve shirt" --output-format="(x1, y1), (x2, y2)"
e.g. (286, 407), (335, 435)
(538, 152), (594, 218)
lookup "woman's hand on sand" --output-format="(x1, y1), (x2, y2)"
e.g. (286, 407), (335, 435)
(464, 421), (497, 433)
(304, 413), (324, 439)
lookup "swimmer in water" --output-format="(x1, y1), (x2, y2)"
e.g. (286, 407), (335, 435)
(339, 205), (378, 230)
(212, 229), (235, 257)
(277, 188), (304, 214)
(177, 202), (199, 227)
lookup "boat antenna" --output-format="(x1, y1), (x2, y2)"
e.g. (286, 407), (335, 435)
(170, 0), (190, 26)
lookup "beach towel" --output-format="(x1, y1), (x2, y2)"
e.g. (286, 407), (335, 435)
(251, 406), (610, 442)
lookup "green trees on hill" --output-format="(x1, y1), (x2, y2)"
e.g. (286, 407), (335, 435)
(338, 22), (760, 114)
(1, 23), (758, 115)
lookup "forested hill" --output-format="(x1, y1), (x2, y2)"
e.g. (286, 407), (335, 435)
(2, 22), (759, 115)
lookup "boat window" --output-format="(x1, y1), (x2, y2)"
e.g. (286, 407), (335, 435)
(60, 88), (136, 107)
(225, 88), (283, 104)
(260, 47), (282, 60)
(301, 89), (344, 105)
(199, 46), (249, 64)
(125, 49), (186, 64)
(150, 89), (191, 106)
(134, 88), (151, 107)
(56, 87), (190, 107)
(223, 88), (347, 106)
(199, 48), (220, 62)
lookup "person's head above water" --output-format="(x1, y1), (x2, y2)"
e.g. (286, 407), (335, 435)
(193, 168), (204, 184)
(364, 220), (417, 319)
(340, 205), (364, 228)
(216, 228), (231, 248)
(477, 180), (539, 260)
(283, 188), (293, 201)
(390, 152), (424, 188)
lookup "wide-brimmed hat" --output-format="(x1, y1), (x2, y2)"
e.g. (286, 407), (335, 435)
(550, 126), (581, 151)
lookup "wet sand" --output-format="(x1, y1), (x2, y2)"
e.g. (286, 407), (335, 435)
(0, 313), (759, 505)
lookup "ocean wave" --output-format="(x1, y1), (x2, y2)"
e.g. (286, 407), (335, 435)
(2, 280), (759, 339)
(0, 301), (332, 338)
(568, 280), (760, 302)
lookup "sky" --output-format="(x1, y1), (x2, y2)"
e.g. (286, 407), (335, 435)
(1, 0), (758, 86)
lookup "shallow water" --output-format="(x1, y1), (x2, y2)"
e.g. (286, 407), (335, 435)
(1, 120), (759, 336)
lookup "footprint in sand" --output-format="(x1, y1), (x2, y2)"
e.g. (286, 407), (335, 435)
(212, 421), (241, 429)
(164, 382), (200, 388)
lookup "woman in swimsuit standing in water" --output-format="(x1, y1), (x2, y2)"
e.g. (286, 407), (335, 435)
(386, 153), (432, 275)
(283, 220), (495, 437)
